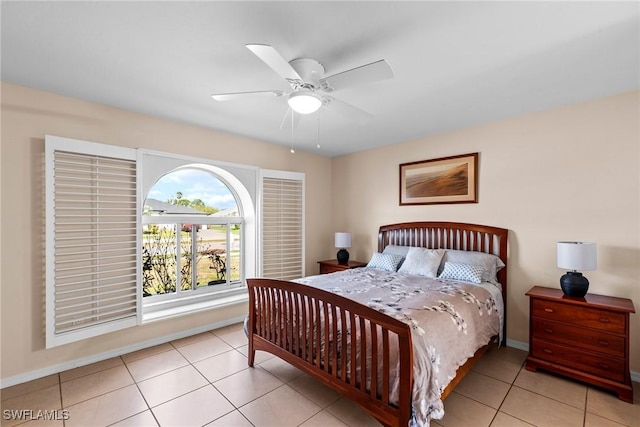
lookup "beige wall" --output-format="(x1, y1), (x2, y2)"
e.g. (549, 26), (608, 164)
(0, 82), (333, 382)
(331, 90), (640, 372)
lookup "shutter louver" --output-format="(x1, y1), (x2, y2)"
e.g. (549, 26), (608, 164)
(46, 136), (139, 348)
(262, 177), (304, 280)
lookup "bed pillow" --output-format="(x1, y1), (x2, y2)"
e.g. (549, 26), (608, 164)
(366, 252), (404, 272)
(397, 247), (445, 278)
(438, 262), (485, 284)
(439, 250), (505, 284)
(382, 245), (412, 258)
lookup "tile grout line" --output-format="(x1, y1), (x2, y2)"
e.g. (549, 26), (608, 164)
(165, 335), (238, 425)
(583, 387), (588, 427)
(107, 333), (244, 426)
(119, 355), (160, 427)
(57, 373), (66, 427)
(487, 361), (533, 427)
(174, 332), (265, 426)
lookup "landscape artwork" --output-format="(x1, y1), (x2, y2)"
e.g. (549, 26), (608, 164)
(399, 153), (478, 205)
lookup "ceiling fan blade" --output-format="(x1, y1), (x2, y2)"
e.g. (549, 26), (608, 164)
(211, 90), (283, 101)
(279, 107), (301, 130)
(320, 59), (393, 92)
(322, 96), (373, 125)
(246, 44), (302, 82)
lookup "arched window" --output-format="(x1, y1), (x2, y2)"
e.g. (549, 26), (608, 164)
(142, 167), (245, 308)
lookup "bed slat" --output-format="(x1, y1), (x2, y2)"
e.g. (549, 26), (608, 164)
(382, 330), (390, 404)
(370, 321), (378, 399)
(359, 316), (367, 392)
(330, 304), (338, 376)
(314, 298), (322, 369)
(340, 309), (348, 381)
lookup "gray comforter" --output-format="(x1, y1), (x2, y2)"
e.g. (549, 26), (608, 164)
(295, 267), (502, 426)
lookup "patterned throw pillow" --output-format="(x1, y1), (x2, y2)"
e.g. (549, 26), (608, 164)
(439, 250), (505, 284)
(366, 252), (404, 272)
(438, 261), (485, 284)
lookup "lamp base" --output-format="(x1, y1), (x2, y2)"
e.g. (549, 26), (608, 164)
(560, 271), (589, 297)
(337, 249), (350, 265)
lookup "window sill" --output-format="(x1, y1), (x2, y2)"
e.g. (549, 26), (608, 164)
(142, 287), (248, 323)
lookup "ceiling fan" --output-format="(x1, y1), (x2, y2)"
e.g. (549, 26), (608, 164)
(211, 44), (394, 125)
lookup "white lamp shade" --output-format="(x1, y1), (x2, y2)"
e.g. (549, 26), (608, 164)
(557, 242), (597, 271)
(335, 232), (352, 249)
(288, 91), (322, 114)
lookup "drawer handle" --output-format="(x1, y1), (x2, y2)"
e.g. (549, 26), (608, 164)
(598, 363), (609, 370)
(543, 348), (553, 354)
(598, 340), (609, 346)
(599, 317), (610, 323)
(544, 328), (553, 334)
(544, 308), (554, 313)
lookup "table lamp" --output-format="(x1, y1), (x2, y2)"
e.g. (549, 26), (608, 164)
(557, 241), (597, 297)
(335, 232), (352, 265)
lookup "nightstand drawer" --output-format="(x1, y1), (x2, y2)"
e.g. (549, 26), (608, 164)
(531, 339), (625, 382)
(318, 260), (367, 275)
(532, 299), (626, 333)
(532, 319), (625, 357)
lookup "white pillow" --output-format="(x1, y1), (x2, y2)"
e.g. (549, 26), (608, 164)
(382, 245), (412, 258)
(366, 252), (404, 272)
(439, 262), (485, 284)
(398, 247), (445, 278)
(439, 250), (505, 284)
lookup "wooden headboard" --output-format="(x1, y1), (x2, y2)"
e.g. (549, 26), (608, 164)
(378, 222), (509, 343)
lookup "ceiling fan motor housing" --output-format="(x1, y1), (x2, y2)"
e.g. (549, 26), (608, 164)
(288, 58), (325, 89)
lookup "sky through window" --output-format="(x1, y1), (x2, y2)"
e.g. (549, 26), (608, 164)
(147, 169), (237, 210)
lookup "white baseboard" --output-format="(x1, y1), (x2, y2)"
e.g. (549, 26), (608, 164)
(0, 315), (246, 389)
(505, 339), (640, 383)
(505, 338), (529, 352)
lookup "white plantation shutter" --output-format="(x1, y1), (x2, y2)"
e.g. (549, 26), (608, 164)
(45, 135), (140, 348)
(261, 171), (304, 280)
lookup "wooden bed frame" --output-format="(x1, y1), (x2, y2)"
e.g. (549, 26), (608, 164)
(247, 222), (508, 427)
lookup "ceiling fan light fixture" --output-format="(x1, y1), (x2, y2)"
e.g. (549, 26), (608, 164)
(288, 91), (322, 114)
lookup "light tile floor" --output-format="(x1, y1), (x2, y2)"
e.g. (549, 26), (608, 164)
(2, 323), (638, 427)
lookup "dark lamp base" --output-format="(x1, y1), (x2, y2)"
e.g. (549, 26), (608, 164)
(336, 249), (350, 265)
(560, 271), (589, 297)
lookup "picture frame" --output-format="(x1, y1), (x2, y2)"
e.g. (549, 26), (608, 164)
(399, 152), (478, 205)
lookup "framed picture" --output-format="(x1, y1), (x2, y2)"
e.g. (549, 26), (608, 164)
(399, 152), (478, 205)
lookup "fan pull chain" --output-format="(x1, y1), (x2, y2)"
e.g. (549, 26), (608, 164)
(290, 109), (295, 154)
(317, 112), (321, 149)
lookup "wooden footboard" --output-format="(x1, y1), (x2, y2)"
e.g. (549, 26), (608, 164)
(247, 278), (413, 427)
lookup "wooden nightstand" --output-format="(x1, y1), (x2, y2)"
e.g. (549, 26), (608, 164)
(318, 259), (367, 275)
(525, 286), (635, 402)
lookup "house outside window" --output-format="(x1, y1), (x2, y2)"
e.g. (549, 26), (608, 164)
(141, 167), (248, 320)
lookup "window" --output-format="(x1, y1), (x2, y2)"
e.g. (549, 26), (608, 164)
(142, 169), (244, 312)
(46, 136), (300, 347)
(140, 158), (256, 321)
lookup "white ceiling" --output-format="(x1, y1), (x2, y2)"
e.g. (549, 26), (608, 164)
(2, 1), (639, 157)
